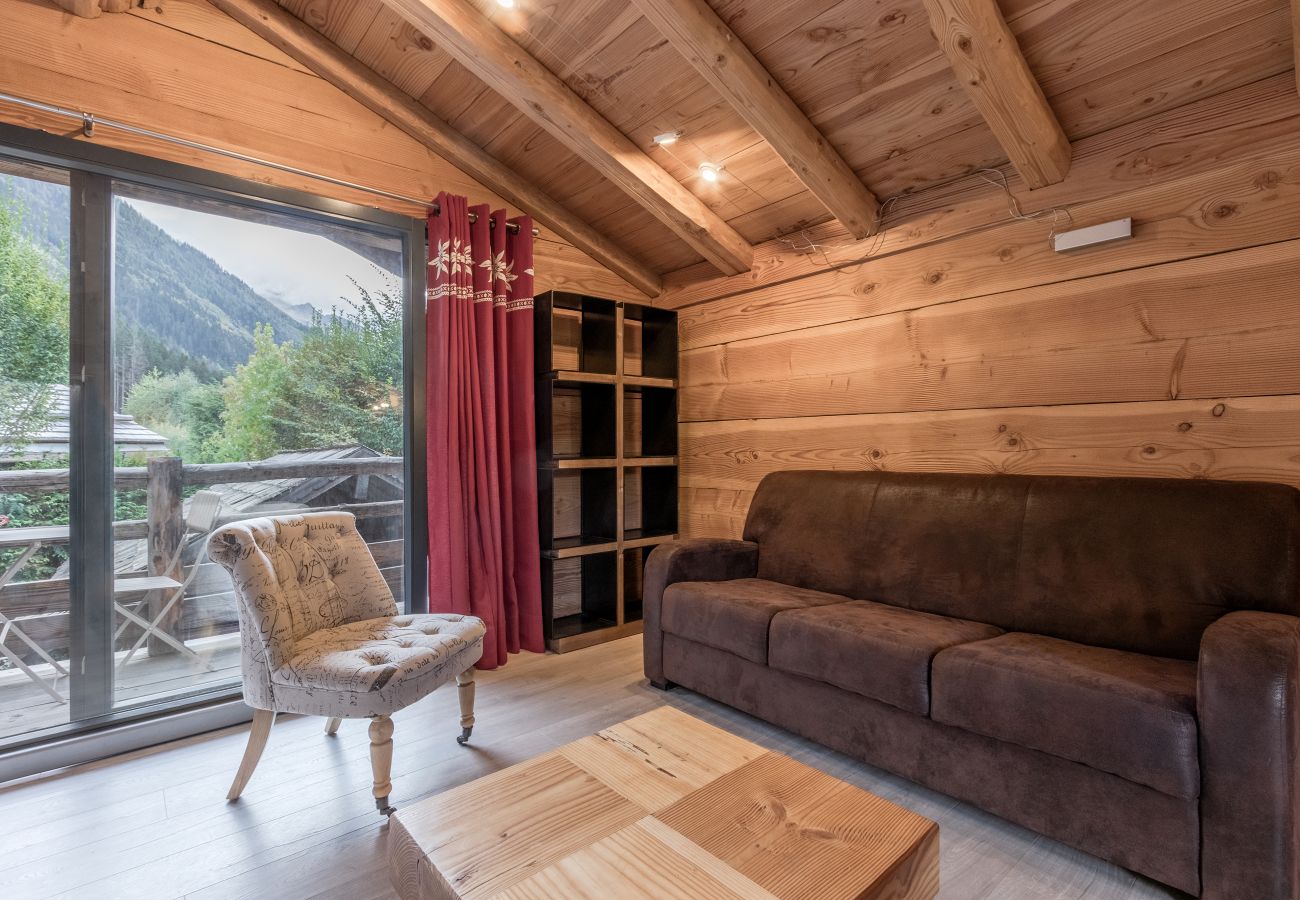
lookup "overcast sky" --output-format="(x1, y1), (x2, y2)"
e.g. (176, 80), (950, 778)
(124, 198), (397, 315)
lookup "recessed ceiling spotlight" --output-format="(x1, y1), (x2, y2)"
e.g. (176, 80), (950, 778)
(698, 163), (722, 183)
(652, 131), (682, 147)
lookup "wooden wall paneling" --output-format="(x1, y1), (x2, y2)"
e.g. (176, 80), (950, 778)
(1294, 0), (1300, 95)
(552, 557), (582, 619)
(624, 470), (643, 532)
(554, 473), (581, 539)
(553, 389), (582, 458)
(658, 74), (1300, 307)
(135, 0), (313, 73)
(921, 0), (1070, 187)
(623, 320), (643, 378)
(675, 147), (1300, 350)
(679, 237), (1300, 422)
(679, 395), (1300, 538)
(624, 393), (644, 458)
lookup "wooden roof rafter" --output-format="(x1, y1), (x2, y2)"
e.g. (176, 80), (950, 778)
(631, 0), (882, 239)
(378, 0), (756, 276)
(208, 0), (664, 298)
(922, 0), (1071, 188)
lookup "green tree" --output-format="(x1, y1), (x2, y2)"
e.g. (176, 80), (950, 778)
(0, 195), (69, 453)
(123, 368), (225, 462)
(208, 323), (295, 461)
(207, 276), (405, 461)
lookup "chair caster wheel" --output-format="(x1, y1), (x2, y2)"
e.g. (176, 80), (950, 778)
(376, 796), (395, 816)
(457, 726), (473, 745)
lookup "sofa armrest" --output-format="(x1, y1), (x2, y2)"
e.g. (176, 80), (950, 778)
(1199, 610), (1300, 899)
(643, 539), (759, 687)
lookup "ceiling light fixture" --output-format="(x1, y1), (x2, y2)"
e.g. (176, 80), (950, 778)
(698, 163), (722, 183)
(652, 131), (681, 147)
(496, 0), (515, 8)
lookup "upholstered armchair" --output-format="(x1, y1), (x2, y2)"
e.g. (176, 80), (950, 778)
(208, 511), (485, 815)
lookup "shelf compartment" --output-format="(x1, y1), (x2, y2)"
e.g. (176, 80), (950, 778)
(536, 292), (617, 375)
(623, 303), (677, 380)
(538, 381), (616, 460)
(624, 385), (677, 458)
(540, 467), (617, 556)
(544, 551), (618, 647)
(624, 465), (677, 538)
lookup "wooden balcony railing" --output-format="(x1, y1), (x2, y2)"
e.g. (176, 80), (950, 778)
(0, 454), (405, 663)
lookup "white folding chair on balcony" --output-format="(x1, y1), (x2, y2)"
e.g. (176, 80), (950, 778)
(113, 490), (223, 670)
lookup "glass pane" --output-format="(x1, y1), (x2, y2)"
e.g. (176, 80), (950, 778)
(0, 160), (73, 741)
(109, 182), (406, 711)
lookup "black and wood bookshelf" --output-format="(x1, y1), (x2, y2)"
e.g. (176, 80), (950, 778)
(535, 292), (678, 652)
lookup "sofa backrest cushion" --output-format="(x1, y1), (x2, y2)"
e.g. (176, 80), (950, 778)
(743, 470), (1300, 660)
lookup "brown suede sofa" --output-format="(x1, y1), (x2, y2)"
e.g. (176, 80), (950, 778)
(644, 470), (1300, 898)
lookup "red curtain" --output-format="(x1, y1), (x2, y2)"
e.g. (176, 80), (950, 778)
(426, 192), (543, 668)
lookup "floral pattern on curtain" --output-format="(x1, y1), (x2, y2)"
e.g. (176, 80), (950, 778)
(426, 192), (543, 669)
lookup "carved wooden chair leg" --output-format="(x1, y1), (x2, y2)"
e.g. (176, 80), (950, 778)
(456, 667), (476, 745)
(324, 716), (342, 736)
(227, 708), (275, 801)
(369, 714), (395, 816)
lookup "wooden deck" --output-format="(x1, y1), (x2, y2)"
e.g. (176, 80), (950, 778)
(0, 635), (243, 741)
(0, 637), (1183, 900)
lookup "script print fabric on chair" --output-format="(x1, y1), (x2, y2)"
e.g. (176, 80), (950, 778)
(209, 511), (484, 812)
(426, 192), (543, 669)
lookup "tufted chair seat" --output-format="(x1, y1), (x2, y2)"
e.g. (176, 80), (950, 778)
(271, 614), (485, 716)
(208, 511), (484, 815)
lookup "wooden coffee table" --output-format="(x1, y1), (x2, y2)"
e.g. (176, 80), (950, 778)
(388, 706), (938, 899)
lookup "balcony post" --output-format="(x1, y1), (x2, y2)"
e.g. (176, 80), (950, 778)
(146, 455), (184, 656)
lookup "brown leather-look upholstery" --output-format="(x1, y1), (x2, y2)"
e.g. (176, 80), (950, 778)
(931, 633), (1199, 799)
(642, 538), (757, 686)
(646, 469), (1300, 899)
(662, 578), (847, 665)
(769, 600), (1002, 715)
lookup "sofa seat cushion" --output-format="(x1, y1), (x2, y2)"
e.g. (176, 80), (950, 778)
(769, 600), (1004, 715)
(931, 633), (1200, 799)
(661, 578), (849, 664)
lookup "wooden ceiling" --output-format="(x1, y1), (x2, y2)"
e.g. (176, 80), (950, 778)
(100, 0), (1300, 287)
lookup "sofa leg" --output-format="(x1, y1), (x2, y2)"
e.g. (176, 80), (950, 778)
(227, 708), (275, 801)
(369, 714), (395, 816)
(456, 668), (476, 745)
(650, 678), (676, 691)
(324, 716), (342, 736)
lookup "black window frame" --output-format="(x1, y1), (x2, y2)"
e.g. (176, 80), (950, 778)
(0, 122), (427, 759)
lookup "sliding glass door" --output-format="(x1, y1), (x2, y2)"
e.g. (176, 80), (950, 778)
(0, 159), (75, 739)
(0, 128), (423, 750)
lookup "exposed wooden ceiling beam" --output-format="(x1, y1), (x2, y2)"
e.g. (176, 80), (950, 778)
(631, 0), (880, 240)
(207, 0), (662, 298)
(379, 0), (755, 276)
(922, 0), (1070, 188)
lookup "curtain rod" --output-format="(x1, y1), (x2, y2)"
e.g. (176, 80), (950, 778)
(0, 90), (538, 236)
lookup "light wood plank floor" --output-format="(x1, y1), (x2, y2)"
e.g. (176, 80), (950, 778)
(0, 636), (1186, 900)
